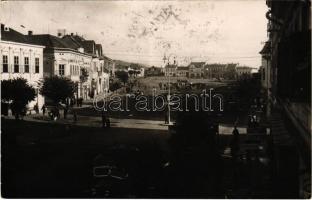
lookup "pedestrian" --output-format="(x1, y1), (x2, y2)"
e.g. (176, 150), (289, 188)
(34, 103), (39, 114)
(64, 106), (68, 119)
(230, 125), (240, 160)
(106, 117), (110, 128)
(164, 109), (168, 124)
(252, 114), (257, 128)
(101, 110), (106, 128)
(41, 104), (46, 116)
(21, 108), (26, 120)
(73, 110), (77, 124)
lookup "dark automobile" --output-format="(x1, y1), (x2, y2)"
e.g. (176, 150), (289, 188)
(91, 159), (132, 198)
(88, 145), (141, 198)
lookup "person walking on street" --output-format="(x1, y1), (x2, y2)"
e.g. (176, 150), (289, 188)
(230, 125), (240, 160)
(106, 117), (111, 128)
(41, 104), (46, 116)
(73, 110), (77, 124)
(101, 110), (107, 128)
(34, 103), (39, 114)
(64, 106), (68, 119)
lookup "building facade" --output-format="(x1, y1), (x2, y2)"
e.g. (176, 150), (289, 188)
(236, 66), (252, 79)
(28, 34), (94, 100)
(263, 0), (311, 198)
(145, 66), (163, 76)
(164, 65), (177, 77)
(260, 41), (272, 89)
(0, 24), (45, 110)
(188, 62), (205, 78)
(176, 66), (189, 77)
(204, 64), (227, 79)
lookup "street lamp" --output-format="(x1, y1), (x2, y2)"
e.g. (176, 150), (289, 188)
(163, 53), (177, 125)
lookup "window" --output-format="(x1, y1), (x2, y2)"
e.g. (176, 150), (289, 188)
(59, 64), (65, 76)
(35, 58), (39, 73)
(14, 56), (19, 73)
(2, 55), (8, 73)
(24, 57), (29, 73)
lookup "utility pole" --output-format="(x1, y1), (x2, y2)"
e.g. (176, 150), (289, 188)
(164, 53), (176, 125)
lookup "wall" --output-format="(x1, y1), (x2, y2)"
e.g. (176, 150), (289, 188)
(0, 41), (44, 109)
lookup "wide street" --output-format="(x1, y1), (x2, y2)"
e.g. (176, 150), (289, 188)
(2, 78), (270, 198)
(2, 1), (310, 197)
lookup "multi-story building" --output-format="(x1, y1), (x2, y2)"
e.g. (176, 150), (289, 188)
(27, 33), (93, 100)
(0, 24), (45, 110)
(259, 41), (271, 89)
(164, 65), (177, 77)
(203, 64), (228, 79)
(188, 62), (205, 78)
(60, 33), (110, 97)
(101, 55), (115, 77)
(176, 66), (189, 77)
(236, 66), (252, 79)
(263, 0), (311, 198)
(145, 66), (163, 76)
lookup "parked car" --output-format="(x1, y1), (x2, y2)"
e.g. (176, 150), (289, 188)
(89, 153), (133, 197)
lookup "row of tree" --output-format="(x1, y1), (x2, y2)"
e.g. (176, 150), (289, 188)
(1, 76), (77, 120)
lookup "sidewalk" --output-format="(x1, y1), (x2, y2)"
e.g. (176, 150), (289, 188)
(7, 113), (168, 131)
(221, 104), (272, 198)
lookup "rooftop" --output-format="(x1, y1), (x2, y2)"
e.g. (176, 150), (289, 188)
(177, 66), (189, 70)
(189, 62), (205, 68)
(1, 24), (40, 46)
(28, 34), (69, 49)
(165, 65), (177, 69)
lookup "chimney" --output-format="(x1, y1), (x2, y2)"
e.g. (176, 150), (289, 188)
(28, 31), (33, 36)
(4, 25), (9, 32)
(57, 29), (66, 38)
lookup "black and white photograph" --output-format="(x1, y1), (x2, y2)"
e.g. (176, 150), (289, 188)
(0, 0), (311, 198)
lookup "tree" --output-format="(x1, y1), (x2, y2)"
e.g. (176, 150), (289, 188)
(236, 75), (261, 103)
(166, 103), (223, 196)
(130, 63), (139, 70)
(39, 76), (75, 105)
(1, 78), (36, 120)
(115, 71), (129, 85)
(128, 70), (134, 77)
(109, 81), (122, 92)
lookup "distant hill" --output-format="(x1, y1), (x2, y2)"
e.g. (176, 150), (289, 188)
(114, 60), (150, 69)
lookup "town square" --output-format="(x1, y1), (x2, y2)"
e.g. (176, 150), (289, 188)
(1, 0), (311, 198)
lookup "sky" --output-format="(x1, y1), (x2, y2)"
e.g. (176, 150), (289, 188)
(1, 0), (268, 68)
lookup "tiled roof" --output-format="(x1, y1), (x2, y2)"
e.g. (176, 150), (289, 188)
(27, 34), (69, 49)
(165, 65), (177, 69)
(1, 24), (38, 45)
(236, 66), (252, 70)
(190, 62), (205, 68)
(82, 40), (96, 54)
(61, 35), (83, 49)
(61, 35), (96, 55)
(177, 66), (189, 70)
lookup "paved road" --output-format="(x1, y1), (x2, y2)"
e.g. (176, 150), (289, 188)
(11, 114), (169, 131)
